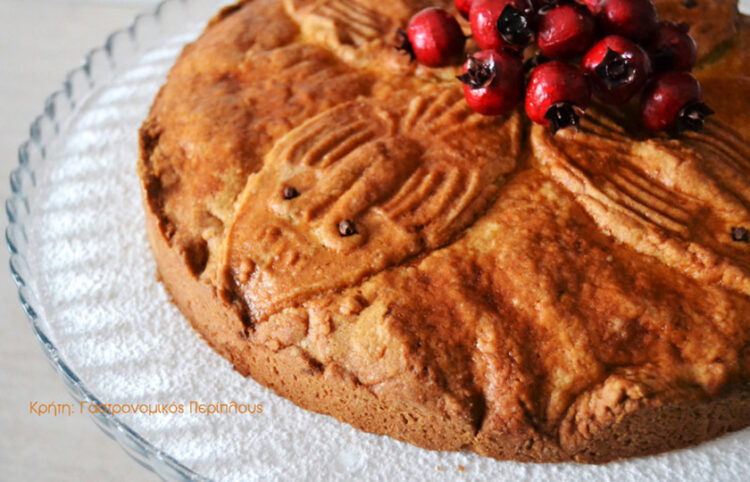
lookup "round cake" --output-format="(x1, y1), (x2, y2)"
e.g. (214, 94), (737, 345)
(138, 0), (750, 463)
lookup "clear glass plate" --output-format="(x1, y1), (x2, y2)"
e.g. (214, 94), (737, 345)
(6, 1), (750, 481)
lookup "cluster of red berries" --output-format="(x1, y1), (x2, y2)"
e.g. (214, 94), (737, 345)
(397, 0), (713, 134)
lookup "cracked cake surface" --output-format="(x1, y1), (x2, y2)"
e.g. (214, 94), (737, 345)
(139, 0), (750, 463)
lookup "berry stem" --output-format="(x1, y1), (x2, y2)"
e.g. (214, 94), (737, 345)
(544, 102), (582, 133)
(676, 102), (714, 134)
(594, 48), (636, 89)
(395, 29), (416, 62)
(457, 56), (497, 89)
(496, 5), (533, 46)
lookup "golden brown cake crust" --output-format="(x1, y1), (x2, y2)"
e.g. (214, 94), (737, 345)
(138, 0), (750, 463)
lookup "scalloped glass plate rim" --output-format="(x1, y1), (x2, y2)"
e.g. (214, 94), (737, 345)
(5, 0), (211, 479)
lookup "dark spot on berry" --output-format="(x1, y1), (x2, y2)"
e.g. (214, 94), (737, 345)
(338, 219), (357, 237)
(282, 186), (299, 200)
(457, 55), (497, 89)
(675, 102), (714, 134)
(497, 5), (533, 46)
(651, 48), (676, 72)
(395, 29), (415, 62)
(683, 0), (698, 8)
(731, 227), (749, 243)
(594, 48), (636, 90)
(544, 102), (581, 133)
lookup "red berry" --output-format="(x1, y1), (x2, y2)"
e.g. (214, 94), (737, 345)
(398, 8), (465, 67)
(597, 0), (659, 43)
(647, 21), (698, 72)
(582, 35), (652, 105)
(641, 71), (713, 132)
(580, 0), (603, 14)
(525, 61), (591, 131)
(469, 0), (535, 51)
(536, 3), (596, 58)
(456, 0), (475, 18)
(458, 49), (525, 116)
